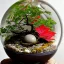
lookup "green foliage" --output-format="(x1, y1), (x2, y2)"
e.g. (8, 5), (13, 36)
(0, 1), (56, 36)
(7, 3), (43, 24)
(0, 24), (24, 35)
(0, 28), (7, 33)
(34, 18), (56, 30)
(44, 11), (51, 15)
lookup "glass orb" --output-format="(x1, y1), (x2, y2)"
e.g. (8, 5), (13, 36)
(1, 0), (62, 63)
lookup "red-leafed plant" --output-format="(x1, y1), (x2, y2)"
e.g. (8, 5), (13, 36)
(35, 25), (56, 41)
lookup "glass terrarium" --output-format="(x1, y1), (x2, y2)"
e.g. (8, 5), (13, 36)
(0, 0), (62, 64)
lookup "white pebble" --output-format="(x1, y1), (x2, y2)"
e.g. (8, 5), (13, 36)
(25, 34), (37, 43)
(24, 48), (31, 53)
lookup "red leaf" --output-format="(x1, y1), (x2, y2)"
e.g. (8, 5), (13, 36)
(35, 25), (56, 41)
(31, 16), (40, 24)
(36, 15), (40, 19)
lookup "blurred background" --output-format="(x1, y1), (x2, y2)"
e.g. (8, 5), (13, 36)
(0, 0), (64, 64)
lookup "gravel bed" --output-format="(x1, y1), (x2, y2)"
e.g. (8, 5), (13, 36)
(5, 43), (56, 53)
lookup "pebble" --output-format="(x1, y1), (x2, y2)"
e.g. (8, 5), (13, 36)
(24, 48), (31, 53)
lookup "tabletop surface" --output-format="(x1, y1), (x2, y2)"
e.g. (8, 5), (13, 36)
(0, 58), (57, 64)
(0, 0), (64, 64)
